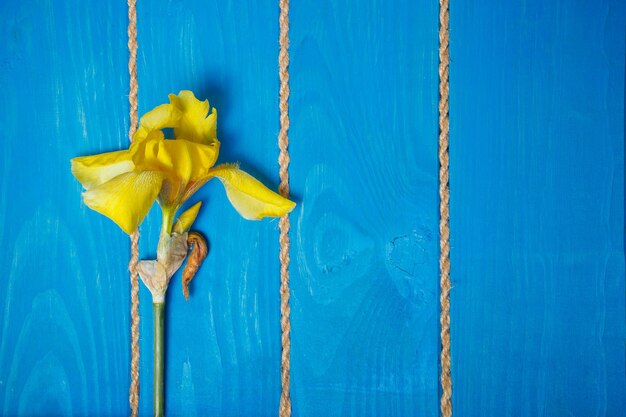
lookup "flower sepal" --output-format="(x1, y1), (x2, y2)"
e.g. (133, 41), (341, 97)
(137, 232), (188, 302)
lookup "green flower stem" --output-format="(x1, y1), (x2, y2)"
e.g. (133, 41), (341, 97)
(153, 302), (165, 417)
(162, 207), (175, 235)
(159, 207), (175, 249)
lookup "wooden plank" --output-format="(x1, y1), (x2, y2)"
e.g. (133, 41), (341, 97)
(289, 1), (440, 415)
(0, 0), (134, 415)
(449, 0), (626, 415)
(136, 1), (284, 416)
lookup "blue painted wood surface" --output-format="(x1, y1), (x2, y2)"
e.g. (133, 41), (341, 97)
(288, 1), (440, 416)
(449, 1), (625, 416)
(0, 1), (623, 417)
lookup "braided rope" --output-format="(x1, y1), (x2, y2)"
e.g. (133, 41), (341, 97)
(126, 0), (140, 415)
(277, 0), (292, 415)
(438, 0), (452, 416)
(123, 3), (452, 417)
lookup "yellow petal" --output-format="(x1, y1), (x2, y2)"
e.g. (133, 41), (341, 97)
(71, 150), (135, 190)
(133, 103), (182, 142)
(210, 164), (296, 220)
(168, 90), (218, 144)
(173, 201), (202, 234)
(132, 137), (219, 184)
(82, 171), (165, 234)
(179, 177), (212, 206)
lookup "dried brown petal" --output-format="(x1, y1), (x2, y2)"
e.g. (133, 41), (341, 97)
(182, 231), (208, 301)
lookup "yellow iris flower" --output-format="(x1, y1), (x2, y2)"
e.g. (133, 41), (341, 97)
(71, 90), (295, 235)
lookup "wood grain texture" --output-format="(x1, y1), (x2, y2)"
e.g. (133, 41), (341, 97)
(449, 0), (626, 416)
(288, 1), (440, 415)
(136, 1), (285, 416)
(0, 0), (624, 416)
(1, 1), (135, 415)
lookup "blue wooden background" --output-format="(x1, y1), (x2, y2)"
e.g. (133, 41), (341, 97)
(0, 0), (624, 416)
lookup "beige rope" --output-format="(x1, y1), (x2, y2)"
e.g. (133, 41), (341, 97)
(127, 0), (140, 416)
(438, 0), (452, 416)
(277, 0), (292, 416)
